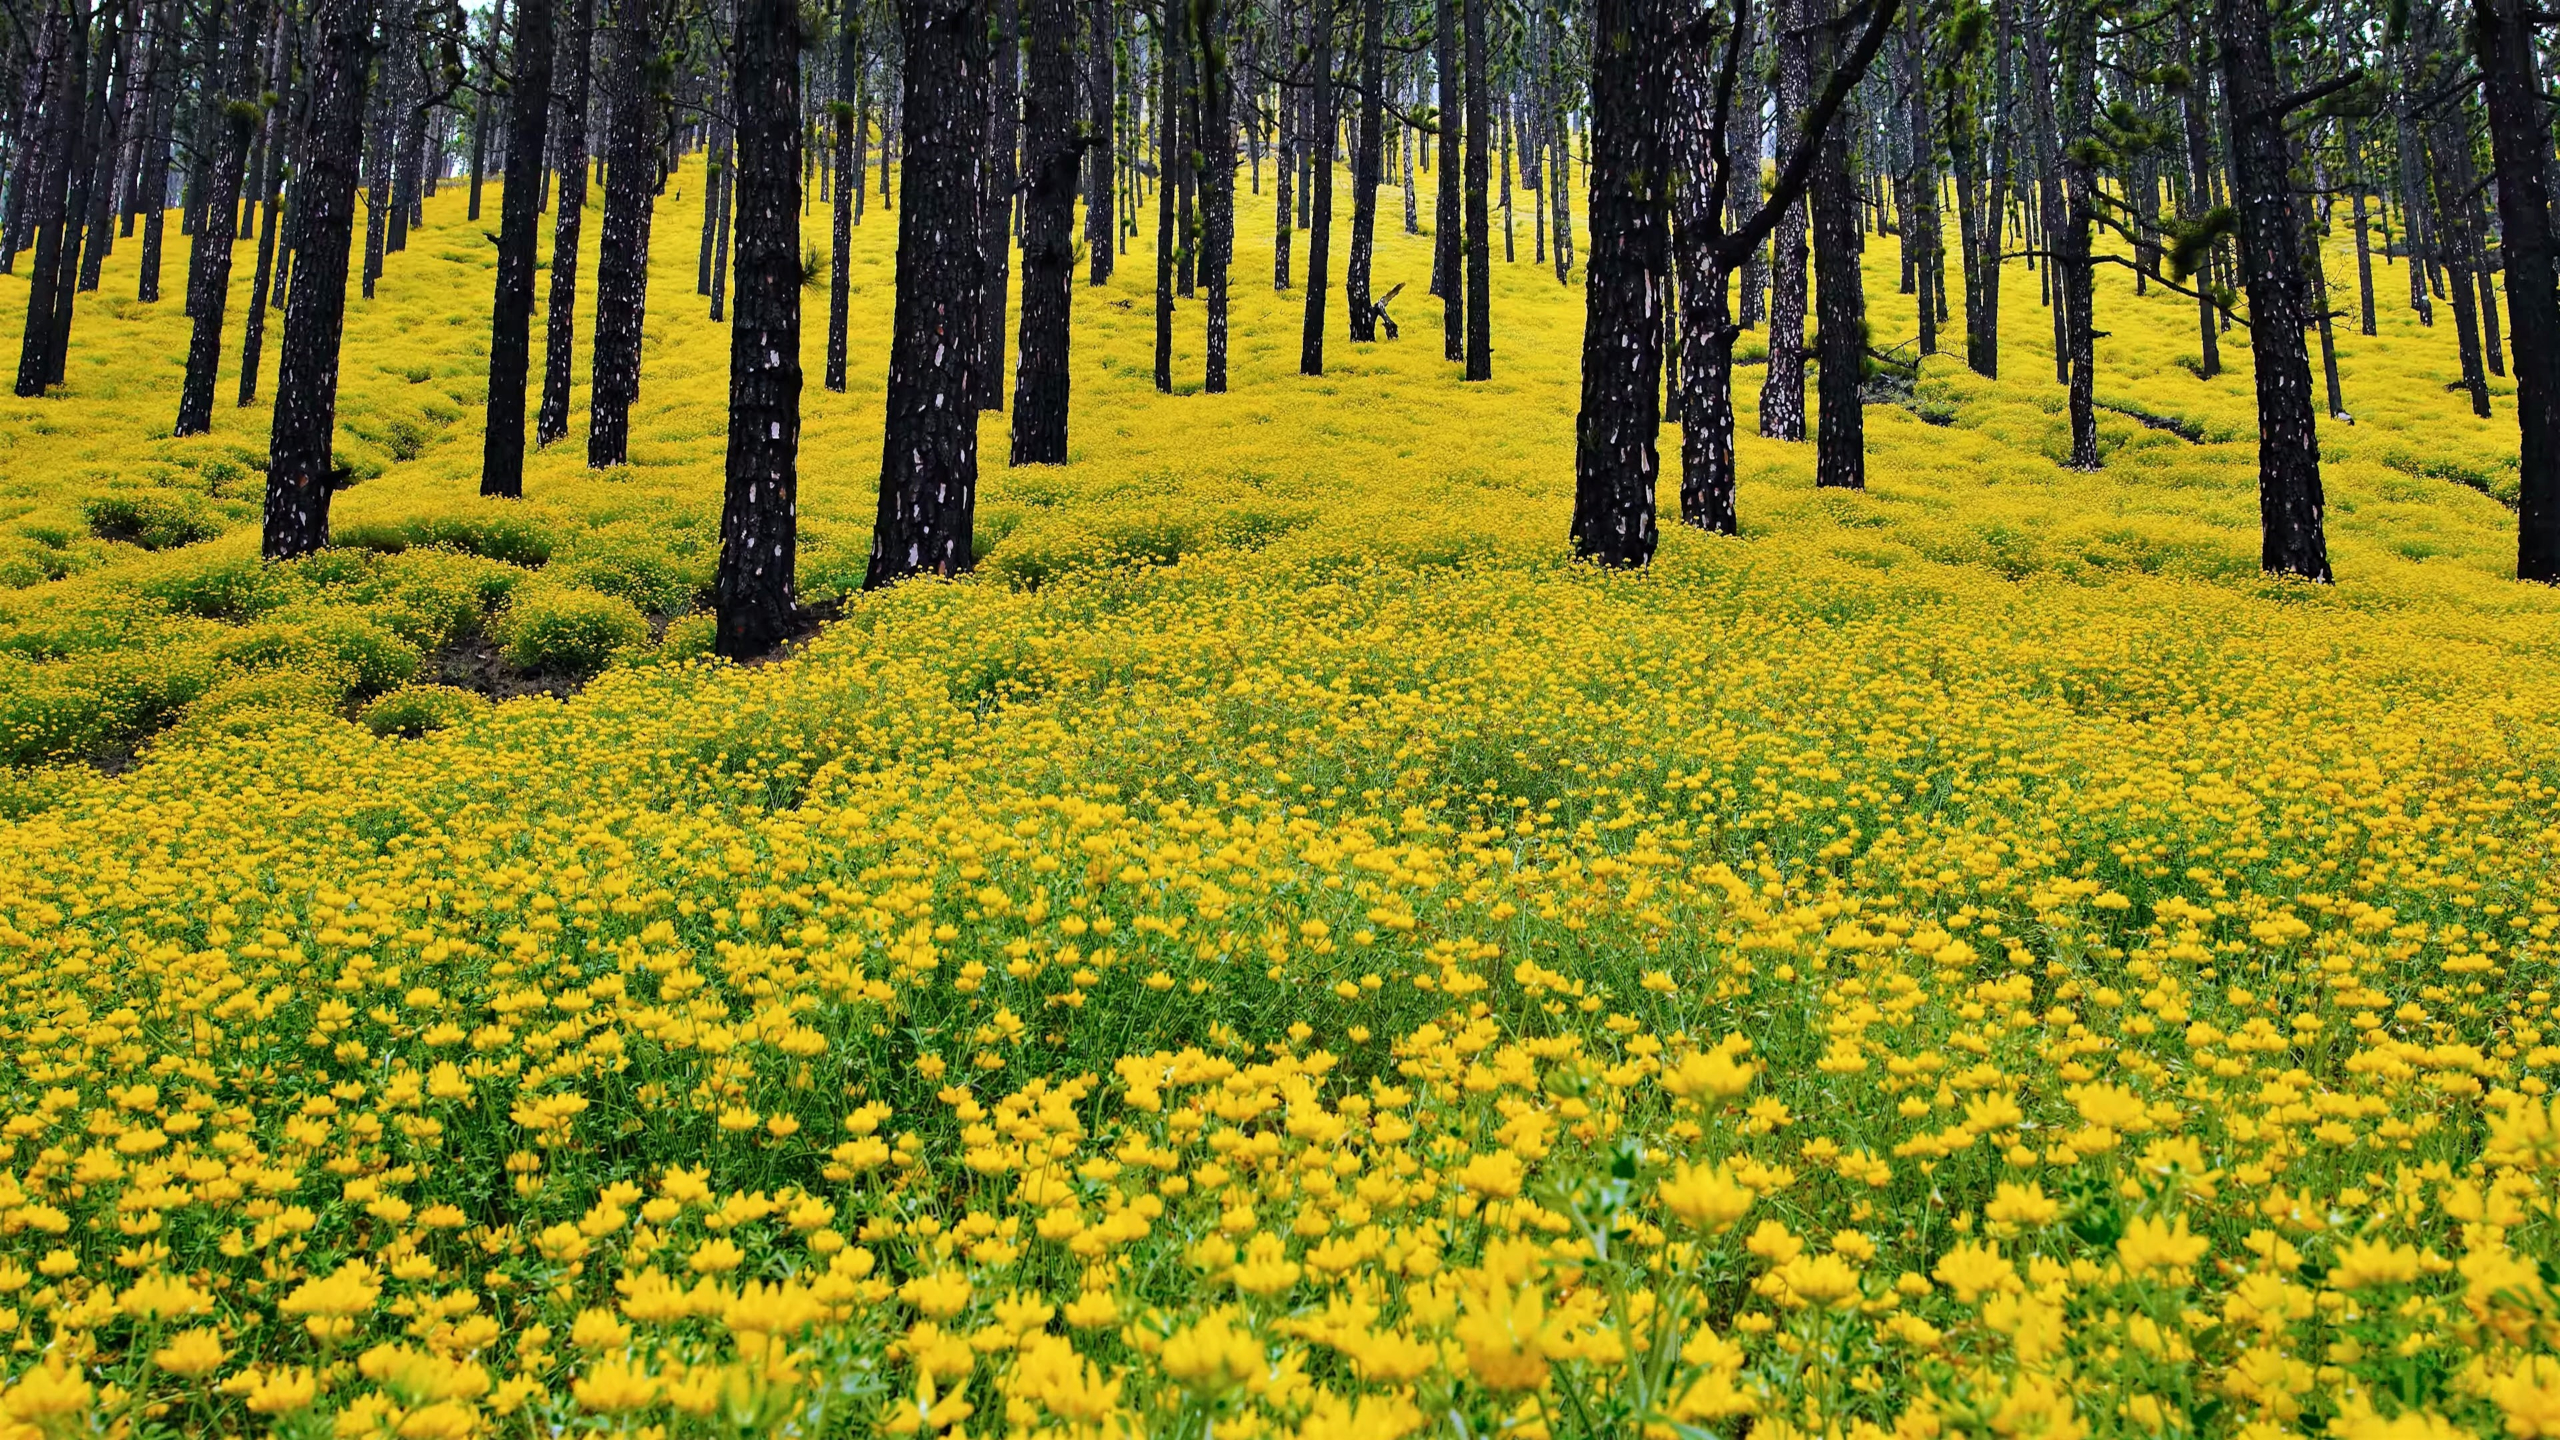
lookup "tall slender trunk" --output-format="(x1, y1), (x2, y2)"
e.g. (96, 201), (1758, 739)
(1155, 0), (1177, 388)
(266, 0), (375, 558)
(1087, 0), (1113, 281)
(1433, 0), (1459, 356)
(481, 0), (554, 497)
(1346, 0), (1381, 340)
(1198, 0), (1231, 390)
(175, 0), (270, 434)
(2178, 9), (2220, 377)
(135, 0), (179, 300)
(76, 1), (132, 293)
(1758, 0), (1809, 439)
(14, 3), (82, 396)
(469, 0), (507, 220)
(868, 0), (989, 588)
(980, 0), (1017, 409)
(1810, 0), (1865, 488)
(587, 0), (662, 468)
(1461, 0), (1488, 378)
(2471, 0), (2560, 580)
(1273, 6), (1292, 290)
(237, 6), (290, 404)
(2056, 1), (2097, 470)
(1570, 0), (1666, 568)
(1298, 0), (1332, 374)
(536, 0), (593, 445)
(827, 0), (859, 391)
(2215, 0), (2326, 581)
(1013, 0), (1075, 458)
(715, 0), (803, 655)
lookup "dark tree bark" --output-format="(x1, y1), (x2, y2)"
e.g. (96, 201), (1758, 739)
(14, 2), (83, 397)
(827, 0), (859, 391)
(1758, 0), (1809, 439)
(868, 0), (989, 588)
(715, 0), (803, 655)
(2054, 0), (2096, 469)
(469, 0), (506, 220)
(2177, 8), (2220, 378)
(1155, 0), (1176, 389)
(1461, 0), (1488, 378)
(1273, 0), (1292, 291)
(75, 0), (132, 294)
(979, 0), (1017, 410)
(1012, 0), (1075, 458)
(482, 0), (554, 497)
(537, 0), (594, 445)
(1087, 0), (1114, 282)
(1346, 0), (1382, 341)
(237, 9), (291, 404)
(2214, 0), (2326, 581)
(1808, 1), (1864, 489)
(2472, 0), (2560, 581)
(1298, 0), (1332, 375)
(1570, 0), (1668, 567)
(1198, 0), (1231, 389)
(175, 0), (271, 434)
(587, 0), (663, 468)
(1433, 0), (1459, 356)
(266, 0), (375, 559)
(134, 0), (180, 301)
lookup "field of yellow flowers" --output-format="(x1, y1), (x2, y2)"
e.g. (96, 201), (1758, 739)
(0, 158), (2557, 1440)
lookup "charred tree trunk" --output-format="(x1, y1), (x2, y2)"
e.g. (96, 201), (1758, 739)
(1433, 0), (1460, 357)
(715, 0), (803, 655)
(587, 0), (662, 468)
(2215, 0), (2326, 581)
(827, 0), (859, 391)
(1199, 0), (1231, 389)
(482, 0), (554, 497)
(979, 0), (1017, 410)
(1461, 0), (1488, 378)
(1155, 0), (1176, 388)
(237, 9), (290, 404)
(266, 0), (374, 558)
(868, 0), (989, 588)
(1012, 0), (1075, 458)
(14, 2), (82, 397)
(175, 0), (271, 435)
(1299, 0), (1332, 374)
(1346, 0), (1382, 341)
(1809, 0), (1864, 489)
(1759, 0), (1809, 439)
(469, 0), (507, 220)
(135, 0), (180, 301)
(1570, 0), (1666, 568)
(1087, 0), (1114, 282)
(2177, 9), (2220, 378)
(537, 0), (593, 445)
(2472, 0), (2560, 581)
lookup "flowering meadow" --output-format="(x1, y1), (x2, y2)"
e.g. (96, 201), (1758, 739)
(0, 168), (2556, 1440)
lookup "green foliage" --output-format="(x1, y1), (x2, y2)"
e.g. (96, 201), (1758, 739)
(497, 585), (651, 675)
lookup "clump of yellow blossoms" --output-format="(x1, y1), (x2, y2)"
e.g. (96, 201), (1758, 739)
(0, 132), (2555, 1440)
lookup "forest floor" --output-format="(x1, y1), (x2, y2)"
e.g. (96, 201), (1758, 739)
(0, 166), (2554, 1438)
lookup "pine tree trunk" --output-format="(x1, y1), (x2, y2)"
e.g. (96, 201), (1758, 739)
(827, 0), (859, 391)
(2471, 0), (2560, 581)
(867, 0), (988, 588)
(175, 0), (269, 435)
(1154, 0), (1176, 389)
(1345, 0), (1381, 341)
(2215, 0), (2327, 582)
(1759, 0), (1809, 440)
(1012, 0), (1074, 458)
(587, 0), (660, 468)
(236, 13), (289, 405)
(13, 4), (80, 397)
(1087, 0), (1114, 282)
(481, 0), (554, 497)
(1667, 32), (1731, 533)
(266, 0), (373, 559)
(2056, 4), (2097, 470)
(1432, 0), (1459, 356)
(135, 0), (179, 300)
(1570, 0), (1665, 568)
(980, 0), (1017, 409)
(1299, 0), (1331, 375)
(1200, 0), (1232, 390)
(1810, 17), (1865, 489)
(536, 0), (593, 445)
(469, 0), (506, 220)
(714, 0), (803, 655)
(75, 4), (132, 294)
(2177, 9), (2219, 377)
(1461, 0), (1488, 378)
